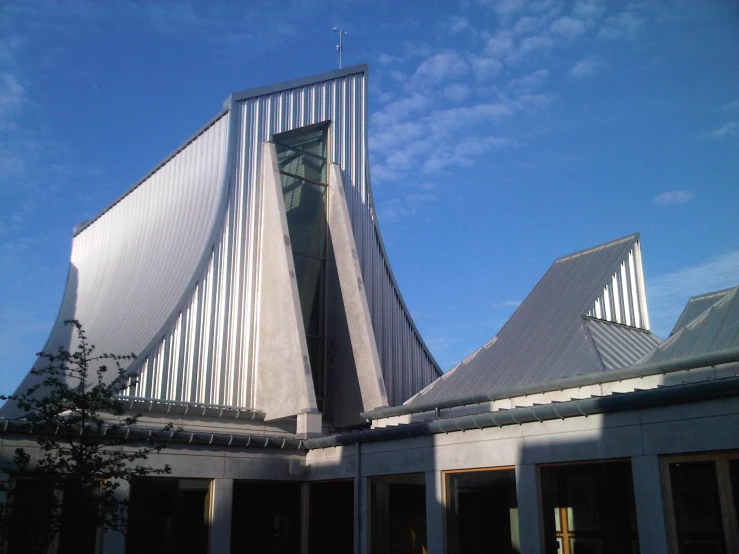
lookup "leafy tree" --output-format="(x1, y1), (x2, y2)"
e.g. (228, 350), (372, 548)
(0, 320), (177, 553)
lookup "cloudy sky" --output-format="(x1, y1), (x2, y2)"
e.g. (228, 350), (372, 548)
(1, 0), (737, 393)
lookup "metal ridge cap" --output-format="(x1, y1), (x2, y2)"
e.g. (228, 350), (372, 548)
(225, 64), (369, 106)
(310, 375), (739, 450)
(361, 345), (739, 420)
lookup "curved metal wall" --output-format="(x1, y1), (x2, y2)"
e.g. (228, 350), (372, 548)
(134, 68), (441, 408)
(2, 114), (230, 416)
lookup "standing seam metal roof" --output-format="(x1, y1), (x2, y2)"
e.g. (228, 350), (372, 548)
(408, 234), (660, 405)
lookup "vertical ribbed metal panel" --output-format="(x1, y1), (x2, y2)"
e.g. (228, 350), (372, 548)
(131, 69), (441, 409)
(586, 242), (650, 330)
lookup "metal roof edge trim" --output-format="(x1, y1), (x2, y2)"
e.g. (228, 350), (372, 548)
(225, 64), (369, 106)
(361, 345), (739, 420)
(554, 233), (639, 264)
(309, 374), (739, 450)
(74, 107), (230, 236)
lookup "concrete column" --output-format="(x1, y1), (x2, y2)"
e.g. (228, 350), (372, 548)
(101, 479), (130, 554)
(358, 477), (370, 554)
(516, 463), (544, 554)
(425, 470), (445, 554)
(631, 455), (669, 554)
(209, 478), (234, 554)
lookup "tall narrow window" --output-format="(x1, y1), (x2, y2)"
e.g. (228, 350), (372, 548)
(274, 123), (329, 410)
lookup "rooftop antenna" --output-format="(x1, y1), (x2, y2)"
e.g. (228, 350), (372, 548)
(333, 26), (347, 69)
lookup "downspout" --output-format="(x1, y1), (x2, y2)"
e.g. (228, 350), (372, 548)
(354, 441), (361, 554)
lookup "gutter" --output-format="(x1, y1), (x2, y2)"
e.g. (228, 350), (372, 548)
(0, 420), (306, 451)
(306, 374), (739, 450)
(361, 346), (739, 420)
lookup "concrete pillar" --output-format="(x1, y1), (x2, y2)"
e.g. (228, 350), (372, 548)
(358, 477), (370, 554)
(516, 463), (544, 554)
(425, 470), (445, 554)
(101, 479), (130, 554)
(631, 455), (669, 554)
(209, 478), (233, 554)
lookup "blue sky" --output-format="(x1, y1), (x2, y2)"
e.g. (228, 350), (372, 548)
(1, 0), (737, 394)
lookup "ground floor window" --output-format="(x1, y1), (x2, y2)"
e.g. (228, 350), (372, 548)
(540, 460), (638, 554)
(370, 473), (427, 554)
(445, 467), (519, 554)
(231, 481), (301, 554)
(127, 478), (210, 554)
(663, 452), (739, 554)
(4, 478), (99, 554)
(308, 480), (354, 553)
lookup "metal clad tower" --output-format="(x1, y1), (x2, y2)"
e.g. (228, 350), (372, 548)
(5, 66), (441, 424)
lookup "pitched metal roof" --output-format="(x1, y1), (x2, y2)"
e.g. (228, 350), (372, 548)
(408, 234), (659, 406)
(584, 317), (662, 369)
(670, 288), (734, 336)
(642, 285), (739, 363)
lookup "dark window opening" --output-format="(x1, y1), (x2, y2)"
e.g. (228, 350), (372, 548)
(309, 480), (354, 554)
(541, 461), (639, 554)
(127, 478), (210, 554)
(370, 474), (427, 554)
(445, 468), (519, 554)
(230, 481), (301, 554)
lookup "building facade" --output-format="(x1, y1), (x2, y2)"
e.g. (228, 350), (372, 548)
(1, 66), (738, 554)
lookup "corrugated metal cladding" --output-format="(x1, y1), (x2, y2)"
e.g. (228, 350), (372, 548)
(0, 115), (230, 417)
(408, 234), (660, 406)
(133, 67), (441, 408)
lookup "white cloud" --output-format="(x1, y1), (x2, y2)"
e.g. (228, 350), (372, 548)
(493, 299), (521, 308)
(508, 69), (549, 92)
(443, 83), (471, 102)
(568, 57), (603, 79)
(377, 53), (402, 65)
(572, 0), (606, 21)
(469, 55), (504, 81)
(721, 98), (739, 113)
(505, 35), (554, 64)
(484, 32), (515, 58)
(0, 74), (25, 118)
(446, 15), (471, 34)
(598, 11), (643, 40)
(647, 251), (739, 337)
(409, 51), (470, 88)
(551, 16), (587, 39)
(652, 190), (694, 206)
(705, 121), (739, 140)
